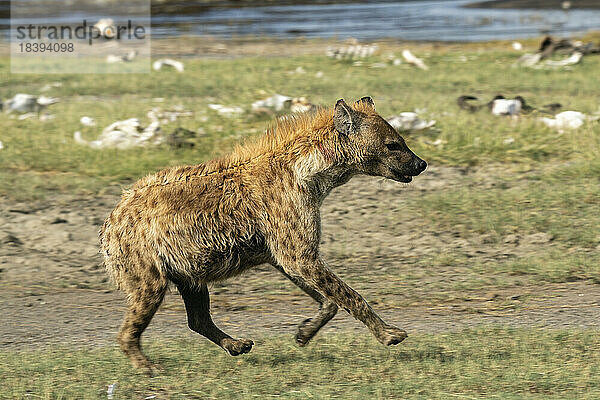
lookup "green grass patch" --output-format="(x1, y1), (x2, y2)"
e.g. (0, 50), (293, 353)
(1, 45), (599, 199)
(1, 328), (599, 399)
(493, 250), (600, 283)
(414, 160), (600, 248)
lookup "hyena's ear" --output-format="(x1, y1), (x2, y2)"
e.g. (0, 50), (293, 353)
(334, 99), (361, 136)
(355, 96), (375, 110)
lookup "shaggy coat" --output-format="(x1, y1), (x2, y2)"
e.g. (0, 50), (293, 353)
(100, 97), (427, 373)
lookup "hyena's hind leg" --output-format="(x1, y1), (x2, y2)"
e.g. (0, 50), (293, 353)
(273, 264), (338, 346)
(116, 268), (168, 375)
(177, 283), (254, 356)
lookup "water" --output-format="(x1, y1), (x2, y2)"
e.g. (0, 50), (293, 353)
(151, 0), (600, 41)
(3, 0), (600, 42)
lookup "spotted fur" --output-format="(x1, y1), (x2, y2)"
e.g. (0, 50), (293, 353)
(100, 97), (427, 373)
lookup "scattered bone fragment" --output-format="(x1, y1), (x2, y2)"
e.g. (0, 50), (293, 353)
(153, 59), (184, 72)
(402, 50), (429, 70)
(208, 104), (244, 117)
(4, 94), (59, 113)
(106, 51), (137, 63)
(387, 112), (435, 132)
(540, 111), (590, 130)
(80, 116), (96, 127)
(74, 118), (164, 149)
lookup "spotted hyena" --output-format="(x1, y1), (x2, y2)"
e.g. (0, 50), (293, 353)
(100, 97), (427, 373)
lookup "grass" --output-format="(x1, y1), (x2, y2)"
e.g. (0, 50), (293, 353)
(1, 328), (599, 399)
(1, 42), (599, 199)
(415, 160), (600, 246)
(402, 159), (600, 284)
(1, 37), (599, 294)
(2, 38), (600, 398)
(1, 40), (598, 288)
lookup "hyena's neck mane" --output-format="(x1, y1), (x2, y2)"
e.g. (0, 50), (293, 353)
(207, 106), (348, 183)
(231, 107), (354, 195)
(239, 99), (377, 165)
(228, 106), (338, 165)
(131, 104), (372, 192)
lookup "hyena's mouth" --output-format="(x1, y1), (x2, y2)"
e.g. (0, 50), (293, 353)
(390, 168), (414, 183)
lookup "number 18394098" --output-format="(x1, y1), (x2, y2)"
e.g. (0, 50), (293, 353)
(19, 42), (74, 52)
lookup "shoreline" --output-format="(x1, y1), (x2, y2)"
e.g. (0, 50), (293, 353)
(152, 0), (600, 12)
(2, 32), (600, 58)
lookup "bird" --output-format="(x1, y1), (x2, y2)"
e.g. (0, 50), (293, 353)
(458, 94), (561, 116)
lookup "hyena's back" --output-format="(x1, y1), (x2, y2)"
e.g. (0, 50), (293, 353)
(104, 98), (427, 373)
(100, 162), (270, 291)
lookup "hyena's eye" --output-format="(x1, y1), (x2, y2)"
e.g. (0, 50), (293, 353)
(385, 142), (404, 151)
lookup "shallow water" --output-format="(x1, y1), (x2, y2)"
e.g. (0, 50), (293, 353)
(3, 0), (600, 42)
(151, 0), (600, 41)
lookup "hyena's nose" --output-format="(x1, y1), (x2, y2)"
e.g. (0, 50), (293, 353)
(414, 158), (427, 173)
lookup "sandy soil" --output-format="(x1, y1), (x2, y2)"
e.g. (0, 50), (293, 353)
(1, 165), (599, 349)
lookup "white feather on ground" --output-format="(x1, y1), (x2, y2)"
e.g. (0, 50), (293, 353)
(80, 116), (96, 127)
(387, 112), (436, 132)
(542, 52), (583, 67)
(252, 94), (292, 112)
(402, 50), (429, 70)
(106, 51), (137, 64)
(147, 106), (193, 124)
(152, 59), (184, 72)
(252, 94), (315, 114)
(208, 104), (244, 117)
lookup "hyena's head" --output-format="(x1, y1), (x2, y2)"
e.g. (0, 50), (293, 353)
(333, 97), (427, 183)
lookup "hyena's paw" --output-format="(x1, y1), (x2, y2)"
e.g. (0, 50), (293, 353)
(376, 325), (408, 346)
(296, 318), (317, 347)
(222, 338), (254, 356)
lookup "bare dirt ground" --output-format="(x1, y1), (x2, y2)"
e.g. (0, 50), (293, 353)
(1, 165), (599, 349)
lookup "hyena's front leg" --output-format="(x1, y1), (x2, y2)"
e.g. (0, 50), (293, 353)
(266, 202), (405, 345)
(272, 263), (338, 346)
(177, 283), (254, 356)
(277, 255), (407, 346)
